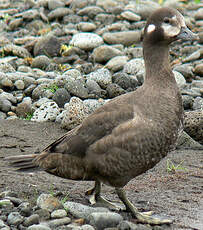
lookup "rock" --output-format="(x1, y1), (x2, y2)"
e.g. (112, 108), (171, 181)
(65, 77), (89, 99)
(70, 33), (103, 50)
(61, 97), (89, 130)
(89, 212), (123, 229)
(87, 68), (112, 88)
(0, 92), (17, 104)
(173, 71), (186, 88)
(0, 44), (31, 58)
(63, 201), (109, 220)
(63, 69), (82, 79)
(173, 64), (194, 81)
(77, 6), (104, 18)
(51, 209), (67, 219)
(23, 214), (40, 227)
(0, 63), (15, 73)
(48, 7), (72, 20)
(47, 217), (71, 228)
(86, 79), (106, 98)
(32, 84), (53, 100)
(106, 56), (129, 72)
(34, 209), (50, 221)
(7, 212), (24, 225)
(48, 0), (65, 10)
(93, 45), (123, 63)
(0, 199), (14, 208)
(0, 219), (9, 230)
(198, 31), (203, 44)
(194, 8), (203, 20)
(121, 11), (141, 22)
(78, 22), (97, 32)
(14, 79), (25, 90)
(34, 35), (61, 57)
(118, 220), (152, 230)
(182, 95), (193, 110)
(31, 101), (60, 122)
(36, 194), (62, 212)
(113, 72), (139, 90)
(27, 224), (51, 230)
(16, 100), (32, 118)
(53, 88), (71, 108)
(106, 83), (125, 98)
(194, 63), (203, 77)
(182, 49), (203, 63)
(31, 55), (51, 70)
(0, 111), (7, 119)
(0, 97), (12, 112)
(103, 31), (141, 46)
(0, 77), (13, 87)
(193, 97), (203, 110)
(123, 58), (145, 75)
(191, 80), (203, 89)
(18, 202), (32, 217)
(83, 99), (106, 114)
(184, 110), (203, 145)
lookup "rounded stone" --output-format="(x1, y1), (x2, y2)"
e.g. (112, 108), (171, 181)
(52, 88), (71, 108)
(14, 79), (25, 90)
(31, 55), (51, 70)
(7, 212), (24, 226)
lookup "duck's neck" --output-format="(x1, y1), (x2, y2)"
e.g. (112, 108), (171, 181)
(143, 42), (175, 84)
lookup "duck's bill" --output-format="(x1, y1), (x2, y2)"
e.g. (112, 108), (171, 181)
(176, 27), (199, 41)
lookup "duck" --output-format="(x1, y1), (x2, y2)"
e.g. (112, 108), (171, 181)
(5, 7), (198, 225)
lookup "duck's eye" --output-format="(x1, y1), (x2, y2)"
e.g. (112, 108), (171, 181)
(164, 17), (170, 24)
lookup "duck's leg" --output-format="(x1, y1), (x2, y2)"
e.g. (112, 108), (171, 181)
(86, 181), (122, 210)
(115, 188), (173, 225)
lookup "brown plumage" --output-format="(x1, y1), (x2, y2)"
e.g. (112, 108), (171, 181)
(5, 7), (198, 225)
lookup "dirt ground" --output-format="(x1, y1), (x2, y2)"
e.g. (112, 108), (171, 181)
(0, 119), (202, 229)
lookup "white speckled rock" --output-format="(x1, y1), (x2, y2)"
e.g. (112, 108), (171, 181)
(28, 224), (51, 230)
(31, 101), (60, 122)
(61, 97), (89, 130)
(70, 33), (103, 50)
(14, 79), (25, 90)
(51, 209), (67, 219)
(121, 11), (141, 21)
(173, 71), (186, 88)
(123, 58), (145, 75)
(87, 68), (112, 88)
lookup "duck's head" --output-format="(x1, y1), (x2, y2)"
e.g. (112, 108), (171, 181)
(143, 7), (199, 45)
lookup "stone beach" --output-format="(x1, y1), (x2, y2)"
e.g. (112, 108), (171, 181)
(0, 0), (203, 229)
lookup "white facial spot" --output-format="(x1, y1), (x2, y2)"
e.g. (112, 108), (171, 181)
(147, 24), (156, 33)
(162, 23), (180, 37)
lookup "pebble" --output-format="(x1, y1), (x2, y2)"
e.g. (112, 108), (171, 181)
(70, 33), (103, 50)
(36, 194), (63, 212)
(51, 209), (67, 219)
(53, 88), (71, 108)
(123, 58), (145, 75)
(7, 212), (24, 225)
(173, 71), (186, 88)
(106, 55), (129, 72)
(31, 55), (51, 70)
(194, 63), (203, 77)
(27, 224), (51, 230)
(31, 101), (60, 122)
(87, 68), (112, 89)
(103, 31), (141, 46)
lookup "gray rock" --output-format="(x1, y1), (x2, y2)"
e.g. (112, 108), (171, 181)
(0, 63), (15, 73)
(32, 84), (53, 100)
(87, 68), (112, 88)
(113, 72), (139, 90)
(0, 44), (31, 58)
(83, 99), (106, 114)
(118, 220), (152, 230)
(65, 77), (89, 99)
(48, 7), (72, 20)
(191, 80), (203, 89)
(0, 199), (14, 208)
(126, 47), (143, 59)
(77, 6), (104, 18)
(31, 55), (51, 70)
(103, 31), (141, 46)
(123, 58), (145, 75)
(34, 35), (61, 57)
(6, 72), (36, 88)
(34, 209), (50, 221)
(4, 196), (23, 206)
(53, 88), (71, 108)
(86, 79), (106, 98)
(106, 83), (126, 98)
(48, 0), (65, 10)
(51, 209), (67, 219)
(48, 217), (71, 228)
(0, 76), (13, 87)
(121, 11), (141, 22)
(63, 69), (82, 80)
(106, 56), (129, 72)
(182, 49), (203, 63)
(70, 33), (103, 50)
(182, 95), (193, 110)
(0, 111), (6, 119)
(63, 201), (109, 220)
(81, 225), (95, 230)
(7, 212), (24, 226)
(14, 79), (25, 90)
(193, 97), (203, 110)
(78, 22), (97, 32)
(31, 101), (60, 122)
(173, 71), (186, 88)
(93, 45), (123, 63)
(18, 202), (32, 217)
(194, 63), (203, 77)
(89, 212), (123, 229)
(0, 220), (9, 230)
(0, 92), (17, 104)
(27, 224), (51, 230)
(0, 97), (12, 112)
(36, 194), (62, 212)
(55, 110), (66, 123)
(173, 64), (194, 80)
(194, 8), (203, 20)
(23, 214), (40, 227)
(61, 97), (89, 130)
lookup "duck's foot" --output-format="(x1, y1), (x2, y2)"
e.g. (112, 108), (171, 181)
(115, 188), (173, 225)
(86, 181), (123, 211)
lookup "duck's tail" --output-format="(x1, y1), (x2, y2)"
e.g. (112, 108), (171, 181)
(4, 154), (41, 172)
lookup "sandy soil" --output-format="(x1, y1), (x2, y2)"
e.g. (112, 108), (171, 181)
(0, 119), (203, 229)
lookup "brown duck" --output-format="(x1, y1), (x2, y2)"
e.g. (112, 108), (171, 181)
(5, 7), (198, 225)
